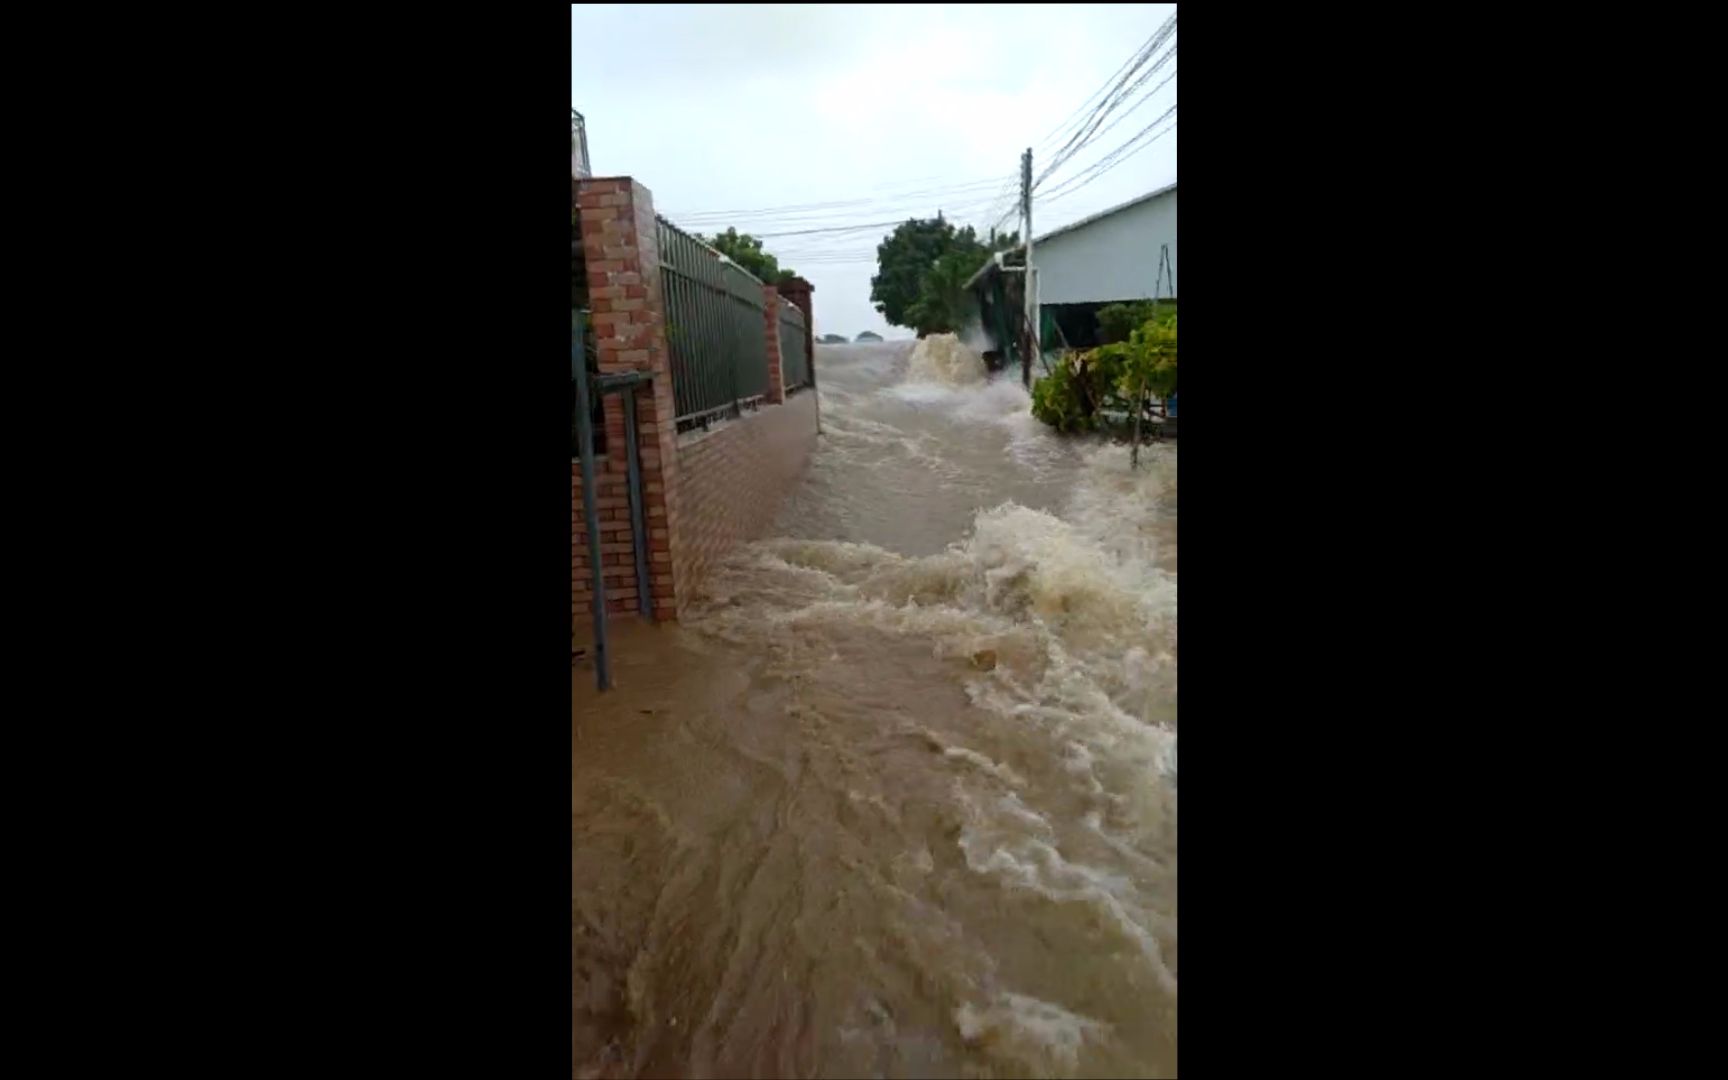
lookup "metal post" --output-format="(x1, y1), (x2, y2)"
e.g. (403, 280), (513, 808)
(807, 308), (821, 435)
(1022, 148), (1038, 390)
(621, 384), (654, 614)
(573, 315), (610, 691)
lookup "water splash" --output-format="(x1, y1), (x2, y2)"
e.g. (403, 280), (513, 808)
(904, 332), (987, 386)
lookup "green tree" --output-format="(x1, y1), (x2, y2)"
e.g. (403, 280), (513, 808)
(870, 217), (954, 327)
(699, 227), (798, 284)
(1110, 314), (1178, 467)
(870, 216), (1019, 330)
(905, 247), (992, 336)
(1096, 300), (1175, 344)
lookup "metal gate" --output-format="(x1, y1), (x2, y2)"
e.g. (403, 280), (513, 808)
(573, 309), (654, 690)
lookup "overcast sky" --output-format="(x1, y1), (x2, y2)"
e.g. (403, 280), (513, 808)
(572, 4), (1177, 340)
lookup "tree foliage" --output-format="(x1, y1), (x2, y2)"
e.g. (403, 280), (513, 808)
(1032, 312), (1178, 448)
(698, 227), (798, 284)
(1030, 357), (1101, 434)
(1112, 315), (1178, 404)
(870, 216), (1018, 330)
(1097, 300), (1169, 344)
(905, 248), (993, 336)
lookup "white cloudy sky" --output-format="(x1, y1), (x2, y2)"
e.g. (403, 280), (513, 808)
(572, 3), (1177, 340)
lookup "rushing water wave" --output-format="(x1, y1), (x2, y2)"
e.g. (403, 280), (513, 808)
(575, 336), (1178, 1078)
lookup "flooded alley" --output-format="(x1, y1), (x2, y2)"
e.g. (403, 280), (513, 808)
(575, 339), (1178, 1079)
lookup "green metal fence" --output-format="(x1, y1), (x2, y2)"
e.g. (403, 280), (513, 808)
(657, 216), (769, 432)
(778, 298), (810, 391)
(571, 109), (590, 179)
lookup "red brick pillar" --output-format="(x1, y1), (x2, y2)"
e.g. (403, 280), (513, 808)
(762, 285), (787, 404)
(575, 176), (681, 621)
(776, 277), (815, 369)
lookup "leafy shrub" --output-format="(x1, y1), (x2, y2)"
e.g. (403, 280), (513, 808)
(1030, 347), (1125, 433)
(1112, 314), (1178, 405)
(1032, 314), (1177, 438)
(1031, 357), (1096, 433)
(1096, 300), (1176, 344)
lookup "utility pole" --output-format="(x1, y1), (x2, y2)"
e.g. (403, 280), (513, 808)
(1020, 148), (1038, 390)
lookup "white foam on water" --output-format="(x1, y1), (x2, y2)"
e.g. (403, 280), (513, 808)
(672, 332), (1179, 1074)
(942, 745), (1027, 789)
(951, 378), (1031, 421)
(905, 332), (988, 387)
(954, 992), (1110, 1077)
(954, 807), (1178, 1002)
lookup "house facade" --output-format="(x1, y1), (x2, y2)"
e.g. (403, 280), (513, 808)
(1034, 182), (1176, 307)
(967, 182), (1177, 366)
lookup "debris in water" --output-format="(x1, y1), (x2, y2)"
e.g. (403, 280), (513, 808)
(971, 649), (998, 671)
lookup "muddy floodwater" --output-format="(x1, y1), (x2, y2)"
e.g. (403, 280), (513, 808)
(575, 338), (1177, 1078)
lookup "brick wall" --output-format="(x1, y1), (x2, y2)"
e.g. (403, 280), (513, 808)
(575, 177), (679, 625)
(573, 467), (646, 619)
(762, 285), (787, 405)
(575, 177), (820, 632)
(669, 392), (819, 616)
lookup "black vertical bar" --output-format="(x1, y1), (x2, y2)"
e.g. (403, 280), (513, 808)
(726, 266), (738, 416)
(700, 242), (712, 418)
(803, 299), (822, 434)
(696, 237), (709, 420)
(573, 319), (609, 691)
(622, 383), (653, 614)
(697, 235), (713, 419)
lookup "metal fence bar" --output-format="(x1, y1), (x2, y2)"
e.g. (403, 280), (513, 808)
(778, 299), (810, 390)
(621, 384), (653, 608)
(657, 215), (775, 432)
(571, 109), (591, 179)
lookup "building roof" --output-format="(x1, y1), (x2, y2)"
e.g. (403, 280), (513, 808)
(963, 251), (1018, 292)
(1035, 181), (1176, 246)
(965, 182), (1177, 294)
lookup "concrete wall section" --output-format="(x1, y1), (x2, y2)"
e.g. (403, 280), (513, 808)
(669, 393), (818, 616)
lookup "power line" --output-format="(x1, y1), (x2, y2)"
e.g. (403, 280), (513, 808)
(668, 18), (1178, 255)
(1037, 17), (1176, 186)
(687, 192), (1007, 251)
(1032, 11), (1176, 155)
(1040, 45), (1158, 182)
(1041, 65), (1176, 188)
(686, 200), (998, 234)
(664, 190), (1014, 247)
(664, 174), (1014, 224)
(672, 173), (1007, 215)
(983, 19), (1174, 236)
(1040, 116), (1177, 206)
(1036, 41), (1175, 191)
(1044, 106), (1176, 197)
(974, 173), (1024, 237)
(752, 220), (903, 239)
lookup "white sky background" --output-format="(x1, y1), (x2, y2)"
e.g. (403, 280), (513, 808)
(572, 3), (1177, 340)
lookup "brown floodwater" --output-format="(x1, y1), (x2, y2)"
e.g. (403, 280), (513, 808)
(575, 338), (1177, 1078)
